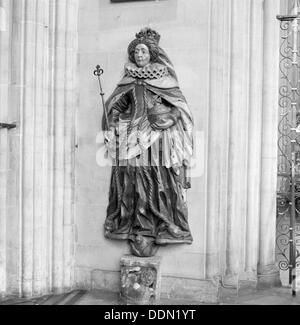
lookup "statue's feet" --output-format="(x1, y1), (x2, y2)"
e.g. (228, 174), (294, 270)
(156, 224), (193, 244)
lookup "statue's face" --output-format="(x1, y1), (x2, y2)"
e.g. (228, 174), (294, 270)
(134, 44), (151, 67)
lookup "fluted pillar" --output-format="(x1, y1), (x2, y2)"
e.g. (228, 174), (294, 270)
(0, 0), (79, 298)
(206, 0), (281, 291)
(0, 0), (11, 297)
(205, 0), (231, 280)
(258, 0), (281, 287)
(0, 4), (6, 31)
(245, 0), (264, 280)
(224, 0), (253, 286)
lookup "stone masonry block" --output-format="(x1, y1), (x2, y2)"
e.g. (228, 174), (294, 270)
(120, 255), (162, 305)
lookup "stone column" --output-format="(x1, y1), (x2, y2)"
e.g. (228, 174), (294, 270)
(206, 0), (263, 286)
(0, 0), (10, 297)
(224, 0), (266, 287)
(206, 0), (281, 291)
(205, 0), (231, 281)
(0, 0), (79, 298)
(48, 0), (78, 296)
(258, 0), (281, 287)
(224, 0), (253, 287)
(244, 0), (264, 282)
(0, 3), (7, 31)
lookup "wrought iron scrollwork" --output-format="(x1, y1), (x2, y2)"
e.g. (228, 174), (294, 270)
(277, 3), (300, 295)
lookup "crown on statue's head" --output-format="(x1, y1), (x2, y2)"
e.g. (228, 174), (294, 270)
(135, 28), (161, 45)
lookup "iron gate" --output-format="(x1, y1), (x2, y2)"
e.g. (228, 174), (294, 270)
(276, 1), (300, 296)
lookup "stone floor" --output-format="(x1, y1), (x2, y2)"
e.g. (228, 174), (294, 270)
(1, 287), (300, 305)
(221, 287), (300, 305)
(75, 287), (300, 305)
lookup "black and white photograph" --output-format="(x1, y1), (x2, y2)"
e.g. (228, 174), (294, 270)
(0, 0), (300, 310)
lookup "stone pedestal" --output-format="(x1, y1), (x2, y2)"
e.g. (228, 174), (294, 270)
(120, 255), (162, 305)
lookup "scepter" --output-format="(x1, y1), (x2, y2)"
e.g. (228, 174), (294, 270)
(93, 65), (109, 128)
(94, 65), (121, 231)
(94, 64), (120, 166)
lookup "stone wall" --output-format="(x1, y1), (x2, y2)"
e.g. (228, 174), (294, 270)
(0, 0), (285, 301)
(76, 0), (209, 294)
(76, 0), (281, 300)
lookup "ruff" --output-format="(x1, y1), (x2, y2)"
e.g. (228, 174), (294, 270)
(125, 63), (168, 79)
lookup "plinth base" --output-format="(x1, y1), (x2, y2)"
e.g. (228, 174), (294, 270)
(120, 255), (162, 305)
(257, 264), (281, 289)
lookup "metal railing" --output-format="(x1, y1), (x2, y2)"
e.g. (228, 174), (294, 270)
(276, 0), (300, 296)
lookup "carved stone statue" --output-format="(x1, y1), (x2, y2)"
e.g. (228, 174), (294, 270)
(103, 28), (194, 257)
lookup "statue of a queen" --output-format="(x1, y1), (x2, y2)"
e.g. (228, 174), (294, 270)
(102, 28), (194, 257)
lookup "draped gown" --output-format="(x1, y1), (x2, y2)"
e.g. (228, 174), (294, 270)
(103, 62), (194, 257)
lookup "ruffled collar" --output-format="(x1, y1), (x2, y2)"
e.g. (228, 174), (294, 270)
(125, 62), (169, 79)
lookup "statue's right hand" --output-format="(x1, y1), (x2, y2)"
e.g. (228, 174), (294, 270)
(104, 129), (115, 143)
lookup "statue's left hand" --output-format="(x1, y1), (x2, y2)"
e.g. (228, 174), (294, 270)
(151, 117), (175, 130)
